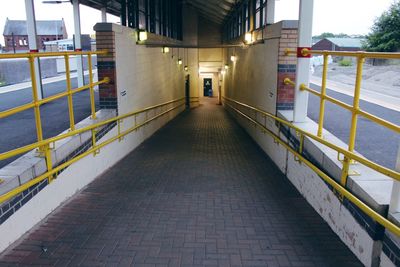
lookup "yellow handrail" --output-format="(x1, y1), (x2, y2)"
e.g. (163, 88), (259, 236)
(222, 96), (400, 236)
(223, 97), (399, 181)
(0, 51), (109, 154)
(0, 98), (186, 204)
(0, 50), (109, 200)
(284, 49), (399, 186)
(285, 48), (400, 59)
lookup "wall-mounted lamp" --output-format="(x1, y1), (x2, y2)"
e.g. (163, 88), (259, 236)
(162, 46), (170, 53)
(178, 58), (183, 65)
(230, 55), (237, 62)
(138, 29), (148, 41)
(221, 70), (226, 75)
(245, 32), (253, 44)
(184, 65), (188, 71)
(224, 64), (229, 70)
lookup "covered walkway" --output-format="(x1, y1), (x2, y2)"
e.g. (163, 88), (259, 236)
(0, 99), (362, 266)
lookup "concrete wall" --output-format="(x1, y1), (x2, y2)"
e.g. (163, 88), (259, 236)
(0, 23), (190, 253)
(0, 58), (57, 85)
(0, 56), (95, 86)
(223, 40), (278, 115)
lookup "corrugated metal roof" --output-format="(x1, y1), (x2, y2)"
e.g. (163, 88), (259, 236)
(326, 38), (364, 48)
(78, 0), (236, 25)
(3, 19), (66, 36)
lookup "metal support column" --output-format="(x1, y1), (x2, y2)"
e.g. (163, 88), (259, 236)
(293, 0), (314, 122)
(101, 7), (107, 22)
(25, 0), (43, 100)
(73, 0), (84, 87)
(120, 0), (127, 26)
(266, 0), (275, 24)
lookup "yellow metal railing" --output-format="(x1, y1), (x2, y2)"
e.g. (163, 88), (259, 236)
(0, 97), (186, 204)
(0, 51), (110, 185)
(222, 96), (400, 236)
(0, 50), (188, 205)
(284, 49), (400, 187)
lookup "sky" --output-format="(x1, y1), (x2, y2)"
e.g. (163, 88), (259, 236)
(0, 0), (395, 46)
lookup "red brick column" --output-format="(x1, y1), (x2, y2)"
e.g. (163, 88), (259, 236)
(96, 31), (117, 110)
(277, 29), (298, 110)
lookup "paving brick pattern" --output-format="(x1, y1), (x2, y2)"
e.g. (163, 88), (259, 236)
(0, 99), (362, 266)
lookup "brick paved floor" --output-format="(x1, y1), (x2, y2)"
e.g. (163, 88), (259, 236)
(0, 99), (363, 266)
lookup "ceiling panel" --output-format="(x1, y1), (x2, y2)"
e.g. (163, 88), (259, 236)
(78, 0), (237, 25)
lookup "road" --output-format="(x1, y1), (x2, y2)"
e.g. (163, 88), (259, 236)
(308, 83), (399, 169)
(0, 76), (98, 168)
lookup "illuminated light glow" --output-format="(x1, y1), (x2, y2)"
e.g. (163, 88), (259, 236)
(162, 46), (170, 53)
(138, 30), (148, 41)
(230, 55), (236, 62)
(184, 65), (188, 71)
(245, 32), (252, 43)
(221, 70), (226, 75)
(178, 59), (183, 65)
(224, 64), (229, 69)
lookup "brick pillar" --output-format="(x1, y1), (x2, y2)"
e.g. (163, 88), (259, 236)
(277, 29), (298, 110)
(96, 30), (117, 110)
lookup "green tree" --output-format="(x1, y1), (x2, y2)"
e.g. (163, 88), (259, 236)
(364, 1), (400, 52)
(313, 32), (350, 39)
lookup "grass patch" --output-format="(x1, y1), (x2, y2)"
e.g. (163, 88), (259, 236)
(339, 59), (353, 66)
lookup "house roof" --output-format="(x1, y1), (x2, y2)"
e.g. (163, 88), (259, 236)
(3, 19), (66, 36)
(326, 37), (364, 48)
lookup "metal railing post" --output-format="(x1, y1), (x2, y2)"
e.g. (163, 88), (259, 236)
(88, 53), (97, 119)
(390, 143), (400, 214)
(317, 54), (328, 138)
(64, 54), (76, 131)
(28, 55), (44, 146)
(340, 56), (365, 187)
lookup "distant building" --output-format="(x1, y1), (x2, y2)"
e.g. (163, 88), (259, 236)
(3, 18), (67, 52)
(44, 35), (92, 52)
(312, 37), (364, 52)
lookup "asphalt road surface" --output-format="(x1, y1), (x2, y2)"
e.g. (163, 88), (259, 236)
(308, 83), (399, 170)
(0, 76), (98, 168)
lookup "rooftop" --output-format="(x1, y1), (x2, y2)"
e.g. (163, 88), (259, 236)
(326, 37), (364, 48)
(3, 19), (66, 36)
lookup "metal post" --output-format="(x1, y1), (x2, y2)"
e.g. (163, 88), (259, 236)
(25, 0), (43, 100)
(101, 7), (107, 22)
(72, 0), (84, 88)
(390, 143), (400, 213)
(317, 54), (328, 137)
(266, 0), (275, 24)
(340, 56), (364, 187)
(120, 0), (127, 26)
(293, 0), (314, 122)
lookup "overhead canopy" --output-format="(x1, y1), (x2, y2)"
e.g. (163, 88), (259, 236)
(184, 0), (236, 24)
(78, 0), (237, 25)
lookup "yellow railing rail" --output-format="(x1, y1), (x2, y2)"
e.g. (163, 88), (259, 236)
(0, 51), (109, 141)
(284, 48), (400, 187)
(222, 96), (400, 236)
(0, 97), (186, 204)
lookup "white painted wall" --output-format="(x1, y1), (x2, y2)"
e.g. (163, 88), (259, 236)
(223, 41), (278, 115)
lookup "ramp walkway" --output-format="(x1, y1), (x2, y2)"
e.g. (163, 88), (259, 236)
(0, 99), (362, 266)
